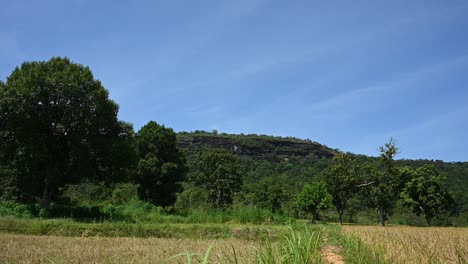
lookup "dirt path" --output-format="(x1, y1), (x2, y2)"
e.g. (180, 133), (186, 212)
(322, 236), (345, 264)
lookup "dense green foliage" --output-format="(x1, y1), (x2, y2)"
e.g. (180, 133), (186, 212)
(295, 181), (332, 222)
(366, 139), (402, 226)
(400, 165), (454, 225)
(324, 153), (360, 224)
(0, 57), (466, 227)
(135, 121), (186, 206)
(188, 148), (243, 208)
(0, 57), (125, 208)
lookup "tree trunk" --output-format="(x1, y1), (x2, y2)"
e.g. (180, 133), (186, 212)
(310, 210), (317, 223)
(310, 208), (318, 223)
(378, 206), (386, 226)
(338, 209), (344, 225)
(348, 211), (354, 223)
(216, 188), (222, 209)
(40, 179), (50, 209)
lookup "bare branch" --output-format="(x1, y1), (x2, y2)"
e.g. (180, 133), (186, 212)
(355, 181), (375, 188)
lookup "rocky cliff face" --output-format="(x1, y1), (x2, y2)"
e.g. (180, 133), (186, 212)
(176, 134), (336, 160)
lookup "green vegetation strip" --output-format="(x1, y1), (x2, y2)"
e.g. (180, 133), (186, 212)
(324, 225), (386, 264)
(0, 217), (288, 239)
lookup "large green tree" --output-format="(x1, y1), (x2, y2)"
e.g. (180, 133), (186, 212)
(0, 57), (123, 208)
(401, 164), (454, 225)
(324, 152), (360, 224)
(245, 177), (287, 212)
(188, 148), (243, 208)
(135, 121), (186, 206)
(295, 181), (332, 222)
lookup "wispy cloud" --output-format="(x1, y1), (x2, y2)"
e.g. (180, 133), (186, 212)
(305, 53), (468, 113)
(168, 10), (439, 100)
(148, 0), (267, 77)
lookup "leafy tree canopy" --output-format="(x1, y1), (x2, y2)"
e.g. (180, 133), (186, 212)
(324, 152), (360, 224)
(135, 121), (186, 206)
(295, 181), (332, 222)
(0, 57), (122, 208)
(401, 164), (454, 225)
(366, 138), (402, 226)
(188, 148), (243, 208)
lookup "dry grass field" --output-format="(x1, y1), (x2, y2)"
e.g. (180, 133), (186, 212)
(0, 233), (259, 264)
(342, 225), (468, 264)
(2, 224), (467, 264)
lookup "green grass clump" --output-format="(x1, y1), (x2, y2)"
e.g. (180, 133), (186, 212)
(0, 217), (291, 239)
(325, 225), (386, 264)
(254, 224), (323, 264)
(184, 208), (230, 223)
(168, 245), (214, 264)
(0, 217), (231, 238)
(231, 206), (290, 224)
(171, 224), (324, 264)
(336, 234), (386, 264)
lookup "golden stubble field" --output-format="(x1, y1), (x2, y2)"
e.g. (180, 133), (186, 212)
(0, 234), (259, 264)
(342, 225), (468, 264)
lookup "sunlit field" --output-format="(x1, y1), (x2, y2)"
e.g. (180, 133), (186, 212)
(0, 234), (259, 264)
(342, 225), (468, 264)
(0, 222), (325, 264)
(2, 223), (468, 264)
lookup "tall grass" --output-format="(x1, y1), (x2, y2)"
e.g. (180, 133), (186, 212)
(181, 207), (292, 224)
(334, 233), (386, 264)
(0, 217), (231, 238)
(241, 223), (324, 263)
(278, 225), (323, 263)
(0, 234), (259, 263)
(342, 225), (468, 264)
(0, 201), (290, 225)
(175, 224), (324, 264)
(0, 216), (292, 240)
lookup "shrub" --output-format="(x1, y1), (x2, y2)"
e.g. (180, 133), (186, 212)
(111, 183), (139, 204)
(0, 201), (39, 218)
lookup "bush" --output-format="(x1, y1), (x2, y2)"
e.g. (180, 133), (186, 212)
(232, 206), (269, 224)
(102, 199), (166, 222)
(184, 208), (229, 223)
(451, 212), (468, 227)
(429, 213), (453, 226)
(111, 183), (139, 204)
(0, 201), (39, 218)
(61, 181), (113, 206)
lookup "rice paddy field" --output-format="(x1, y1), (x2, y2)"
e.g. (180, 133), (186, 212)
(0, 234), (259, 264)
(1, 219), (467, 264)
(342, 225), (468, 264)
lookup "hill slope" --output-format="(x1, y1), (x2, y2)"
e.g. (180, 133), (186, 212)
(177, 131), (337, 160)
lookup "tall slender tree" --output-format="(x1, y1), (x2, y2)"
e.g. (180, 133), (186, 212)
(367, 138), (401, 226)
(324, 152), (360, 224)
(135, 121), (186, 206)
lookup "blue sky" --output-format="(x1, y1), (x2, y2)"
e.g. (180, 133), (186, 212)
(1, 0), (468, 161)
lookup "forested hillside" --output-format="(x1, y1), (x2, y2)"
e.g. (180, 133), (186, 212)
(177, 131), (468, 215)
